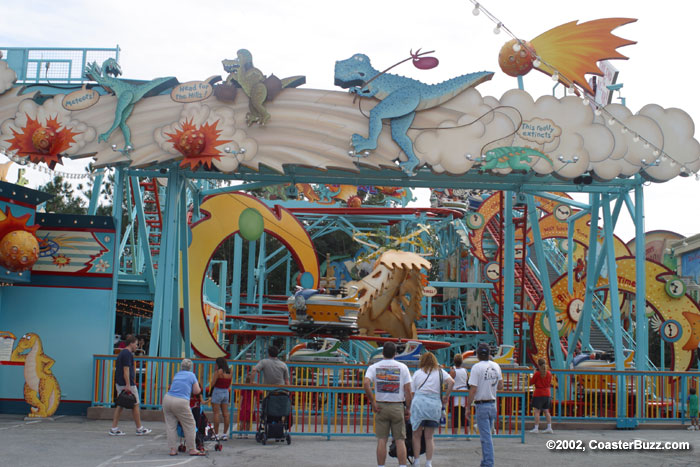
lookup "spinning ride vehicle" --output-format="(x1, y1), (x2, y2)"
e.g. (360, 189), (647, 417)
(287, 338), (349, 363)
(571, 349), (635, 370)
(287, 286), (360, 338)
(461, 344), (517, 368)
(368, 340), (423, 368)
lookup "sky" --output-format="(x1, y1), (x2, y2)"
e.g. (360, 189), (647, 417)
(2, 0), (699, 242)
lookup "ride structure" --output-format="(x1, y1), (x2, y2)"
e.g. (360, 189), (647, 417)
(1, 13), (700, 423)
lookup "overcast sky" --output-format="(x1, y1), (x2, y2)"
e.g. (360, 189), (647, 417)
(2, 0), (699, 242)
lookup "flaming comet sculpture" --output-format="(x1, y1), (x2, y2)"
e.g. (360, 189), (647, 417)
(498, 18), (637, 94)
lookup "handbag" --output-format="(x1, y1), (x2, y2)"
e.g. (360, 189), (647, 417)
(116, 389), (136, 409)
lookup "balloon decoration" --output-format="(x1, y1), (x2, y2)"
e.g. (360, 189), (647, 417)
(238, 208), (264, 241)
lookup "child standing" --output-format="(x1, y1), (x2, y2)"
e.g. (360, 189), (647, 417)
(529, 358), (553, 434)
(687, 387), (698, 431)
(237, 372), (256, 439)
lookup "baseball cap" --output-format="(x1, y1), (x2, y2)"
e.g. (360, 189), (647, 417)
(477, 343), (491, 357)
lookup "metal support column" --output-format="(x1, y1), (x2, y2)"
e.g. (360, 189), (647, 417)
(230, 234), (243, 317)
(149, 165), (184, 357)
(107, 167), (124, 354)
(180, 182), (191, 358)
(526, 195), (564, 369)
(634, 182), (647, 370)
(502, 192), (515, 346)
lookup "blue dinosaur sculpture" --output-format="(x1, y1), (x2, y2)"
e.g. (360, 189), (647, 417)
(84, 58), (177, 151)
(334, 54), (493, 175)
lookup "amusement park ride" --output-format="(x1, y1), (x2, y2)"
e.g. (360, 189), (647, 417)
(3, 10), (700, 423)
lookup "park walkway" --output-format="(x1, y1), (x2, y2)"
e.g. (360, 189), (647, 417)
(0, 414), (698, 466)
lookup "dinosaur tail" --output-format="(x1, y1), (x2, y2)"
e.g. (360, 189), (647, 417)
(416, 71), (494, 111)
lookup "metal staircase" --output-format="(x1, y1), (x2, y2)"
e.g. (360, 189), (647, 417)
(139, 179), (163, 269)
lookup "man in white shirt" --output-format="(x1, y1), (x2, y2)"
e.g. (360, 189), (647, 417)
(466, 343), (503, 467)
(364, 342), (413, 467)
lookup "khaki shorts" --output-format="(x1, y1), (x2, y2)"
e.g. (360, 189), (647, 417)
(375, 402), (406, 439)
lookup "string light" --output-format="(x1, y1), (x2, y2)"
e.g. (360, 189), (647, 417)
(0, 148), (101, 180)
(466, 0), (687, 173)
(493, 22), (502, 34)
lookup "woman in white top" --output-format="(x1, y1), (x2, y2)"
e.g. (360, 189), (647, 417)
(449, 353), (469, 433)
(410, 352), (454, 467)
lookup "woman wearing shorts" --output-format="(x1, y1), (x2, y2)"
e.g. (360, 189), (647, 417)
(529, 358), (553, 434)
(410, 352), (454, 467)
(209, 357), (233, 440)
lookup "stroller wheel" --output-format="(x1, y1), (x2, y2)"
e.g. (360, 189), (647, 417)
(286, 434), (291, 445)
(215, 443), (222, 452)
(261, 433), (267, 445)
(255, 432), (262, 443)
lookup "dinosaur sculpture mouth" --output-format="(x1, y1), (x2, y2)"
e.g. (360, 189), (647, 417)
(334, 77), (365, 89)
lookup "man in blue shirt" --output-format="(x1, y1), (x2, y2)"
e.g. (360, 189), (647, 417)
(109, 335), (152, 436)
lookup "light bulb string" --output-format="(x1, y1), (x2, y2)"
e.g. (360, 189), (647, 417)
(0, 148), (103, 180)
(468, 0), (694, 175)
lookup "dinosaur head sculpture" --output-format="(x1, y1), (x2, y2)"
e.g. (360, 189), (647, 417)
(11, 332), (40, 358)
(102, 58), (122, 78)
(334, 53), (376, 89)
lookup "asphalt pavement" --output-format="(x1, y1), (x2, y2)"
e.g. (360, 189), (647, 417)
(1, 414), (698, 466)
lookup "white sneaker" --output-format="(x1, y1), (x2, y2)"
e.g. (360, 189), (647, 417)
(136, 426), (152, 435)
(529, 427), (540, 433)
(109, 427), (125, 436)
(543, 427), (554, 434)
(688, 426), (695, 431)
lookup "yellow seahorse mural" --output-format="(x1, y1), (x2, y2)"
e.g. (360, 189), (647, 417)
(10, 332), (61, 418)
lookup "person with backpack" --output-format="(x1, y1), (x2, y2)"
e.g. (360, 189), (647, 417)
(409, 352), (454, 467)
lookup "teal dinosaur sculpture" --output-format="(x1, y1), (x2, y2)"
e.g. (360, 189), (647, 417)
(84, 58), (177, 151)
(334, 54), (493, 175)
(479, 146), (553, 172)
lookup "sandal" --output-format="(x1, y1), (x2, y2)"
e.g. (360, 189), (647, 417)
(169, 450), (178, 456)
(189, 450), (206, 456)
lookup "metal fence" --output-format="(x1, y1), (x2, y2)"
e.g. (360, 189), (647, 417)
(1, 46), (120, 84)
(92, 355), (700, 439)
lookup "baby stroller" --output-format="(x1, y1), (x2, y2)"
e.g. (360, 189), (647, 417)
(177, 396), (222, 452)
(389, 420), (425, 464)
(255, 389), (292, 445)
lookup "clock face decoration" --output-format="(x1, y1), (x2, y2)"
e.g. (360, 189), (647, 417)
(553, 204), (572, 222)
(665, 276), (686, 299)
(567, 298), (584, 323)
(660, 319), (681, 343)
(484, 261), (500, 282)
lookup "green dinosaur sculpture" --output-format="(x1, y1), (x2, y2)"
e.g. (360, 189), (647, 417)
(84, 58), (177, 151)
(480, 146), (553, 172)
(222, 49), (305, 126)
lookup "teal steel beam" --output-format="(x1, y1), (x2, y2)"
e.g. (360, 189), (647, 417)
(130, 176), (156, 293)
(503, 192), (515, 346)
(566, 194), (600, 366)
(246, 240), (256, 308)
(527, 194), (564, 369)
(230, 234), (243, 319)
(88, 172), (104, 215)
(257, 232), (266, 315)
(602, 194), (624, 368)
(108, 167), (124, 354)
(179, 181), (191, 358)
(150, 165), (183, 357)
(634, 183), (648, 371)
(428, 281), (493, 289)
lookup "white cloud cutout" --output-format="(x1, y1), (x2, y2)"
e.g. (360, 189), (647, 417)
(0, 61), (17, 95)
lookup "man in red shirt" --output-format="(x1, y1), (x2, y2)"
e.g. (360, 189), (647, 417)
(529, 358), (553, 434)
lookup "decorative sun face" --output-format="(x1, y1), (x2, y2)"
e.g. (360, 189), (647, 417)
(165, 119), (231, 170)
(0, 208), (41, 272)
(7, 114), (79, 168)
(52, 254), (70, 268)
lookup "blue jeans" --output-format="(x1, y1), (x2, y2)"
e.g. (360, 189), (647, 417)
(476, 401), (497, 467)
